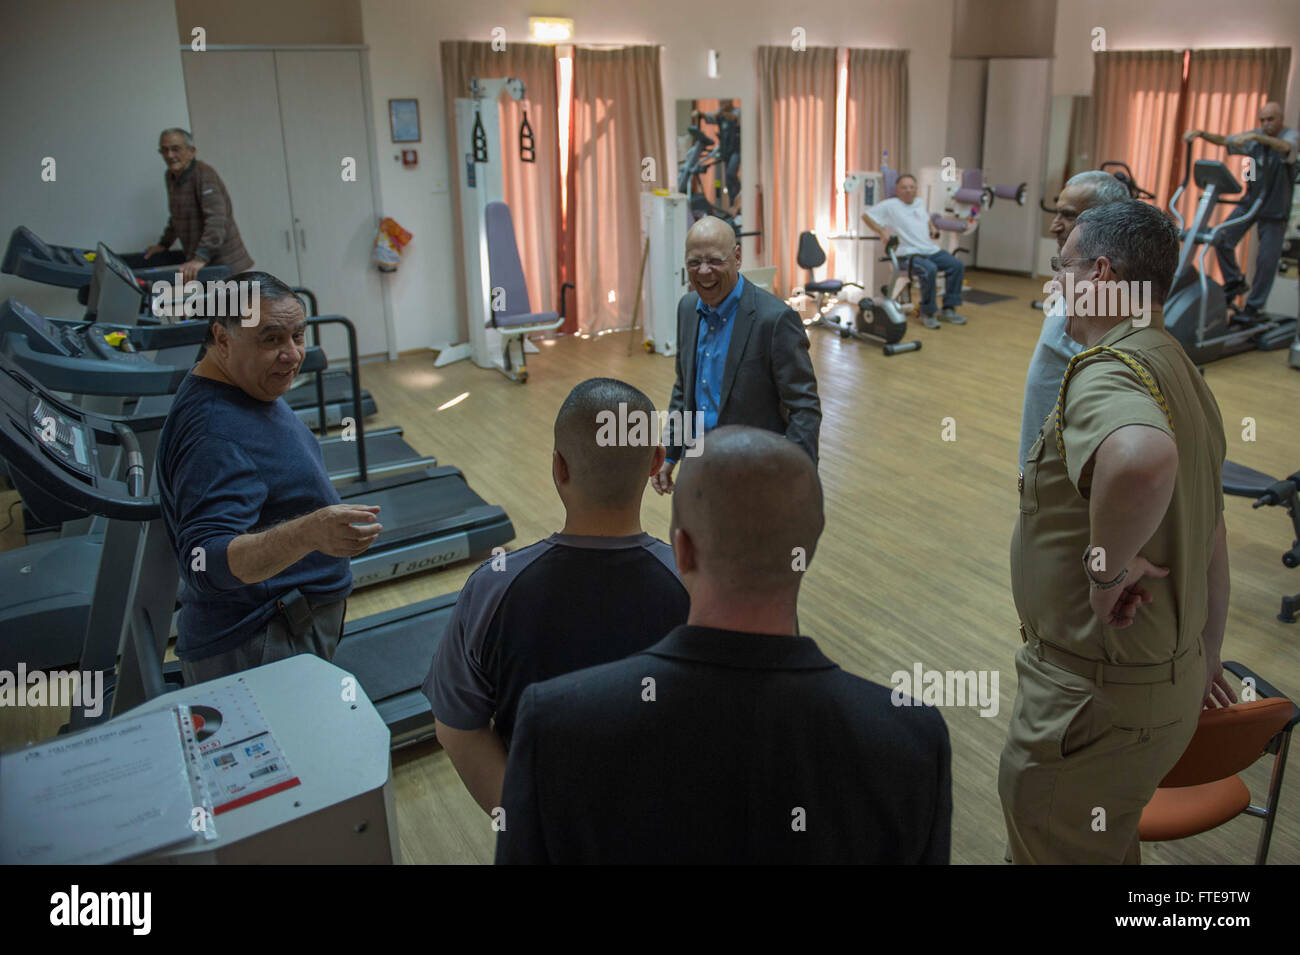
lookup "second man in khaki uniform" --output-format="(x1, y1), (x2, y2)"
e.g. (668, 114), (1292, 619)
(1000, 199), (1236, 864)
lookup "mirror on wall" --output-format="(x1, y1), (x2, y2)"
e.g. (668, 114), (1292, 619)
(675, 98), (742, 232)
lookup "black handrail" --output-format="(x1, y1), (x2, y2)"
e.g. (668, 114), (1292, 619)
(305, 315), (367, 482)
(292, 287), (329, 437)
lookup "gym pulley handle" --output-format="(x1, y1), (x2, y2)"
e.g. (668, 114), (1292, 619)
(519, 107), (536, 163)
(472, 102), (488, 164)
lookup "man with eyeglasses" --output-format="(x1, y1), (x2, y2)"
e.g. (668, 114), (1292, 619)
(651, 216), (820, 494)
(1018, 170), (1130, 471)
(1184, 102), (1299, 322)
(1000, 200), (1234, 864)
(143, 127), (254, 282)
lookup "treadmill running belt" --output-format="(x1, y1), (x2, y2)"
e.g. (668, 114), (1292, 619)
(286, 371), (372, 411)
(340, 469), (503, 547)
(333, 595), (458, 704)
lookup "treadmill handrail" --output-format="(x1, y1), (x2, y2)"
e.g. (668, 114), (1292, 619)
(305, 314), (367, 481)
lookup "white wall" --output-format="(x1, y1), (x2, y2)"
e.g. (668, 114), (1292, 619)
(360, 0), (953, 353)
(0, 0), (190, 317)
(1053, 0), (1300, 106)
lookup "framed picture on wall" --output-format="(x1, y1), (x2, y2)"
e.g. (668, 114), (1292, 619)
(389, 99), (421, 143)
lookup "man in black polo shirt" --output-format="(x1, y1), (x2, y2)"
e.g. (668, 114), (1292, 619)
(497, 426), (952, 864)
(423, 378), (689, 814)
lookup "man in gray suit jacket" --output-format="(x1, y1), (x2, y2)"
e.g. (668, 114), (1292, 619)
(651, 217), (821, 494)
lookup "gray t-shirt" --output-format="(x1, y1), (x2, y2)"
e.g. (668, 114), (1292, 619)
(422, 532), (688, 746)
(1019, 300), (1082, 469)
(1227, 126), (1299, 220)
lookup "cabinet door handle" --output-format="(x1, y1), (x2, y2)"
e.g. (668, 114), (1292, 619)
(285, 229), (292, 251)
(298, 227), (306, 251)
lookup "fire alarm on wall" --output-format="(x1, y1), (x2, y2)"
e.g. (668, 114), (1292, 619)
(401, 149), (418, 167)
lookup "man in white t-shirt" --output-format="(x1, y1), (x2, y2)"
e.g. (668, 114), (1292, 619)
(862, 173), (965, 329)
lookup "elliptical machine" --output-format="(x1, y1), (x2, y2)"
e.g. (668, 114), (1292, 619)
(1163, 152), (1297, 364)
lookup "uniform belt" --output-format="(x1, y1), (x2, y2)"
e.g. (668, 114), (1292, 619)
(1018, 622), (1193, 687)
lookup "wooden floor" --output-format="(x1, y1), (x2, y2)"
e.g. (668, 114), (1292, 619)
(3, 269), (1298, 864)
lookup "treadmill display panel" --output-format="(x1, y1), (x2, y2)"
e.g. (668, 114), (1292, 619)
(28, 396), (93, 476)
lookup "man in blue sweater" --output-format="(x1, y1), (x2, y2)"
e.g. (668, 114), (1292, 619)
(157, 272), (382, 685)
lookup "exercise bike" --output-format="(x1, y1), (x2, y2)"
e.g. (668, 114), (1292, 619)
(1223, 460), (1300, 624)
(1164, 152), (1297, 364)
(794, 232), (919, 355)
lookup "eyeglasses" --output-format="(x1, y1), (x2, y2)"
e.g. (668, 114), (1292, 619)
(158, 146), (189, 155)
(1050, 256), (1096, 272)
(686, 256), (732, 271)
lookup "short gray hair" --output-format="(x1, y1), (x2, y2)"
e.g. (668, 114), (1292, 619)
(1066, 169), (1131, 208)
(159, 127), (194, 147)
(1072, 200), (1180, 304)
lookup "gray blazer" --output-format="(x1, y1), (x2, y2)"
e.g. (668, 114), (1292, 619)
(666, 279), (821, 463)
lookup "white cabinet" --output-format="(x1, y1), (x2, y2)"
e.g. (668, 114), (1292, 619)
(640, 192), (691, 356)
(181, 50), (388, 358)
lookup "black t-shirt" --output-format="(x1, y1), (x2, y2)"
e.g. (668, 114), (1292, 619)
(423, 533), (689, 746)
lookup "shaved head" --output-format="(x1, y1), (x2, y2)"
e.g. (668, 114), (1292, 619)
(1260, 101), (1284, 136)
(685, 215), (741, 308)
(686, 214), (736, 250)
(671, 426), (823, 598)
(554, 378), (657, 508)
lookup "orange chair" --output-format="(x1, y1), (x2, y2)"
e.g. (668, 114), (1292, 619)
(1139, 662), (1298, 863)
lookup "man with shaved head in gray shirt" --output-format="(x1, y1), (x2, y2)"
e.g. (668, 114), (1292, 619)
(424, 378), (688, 815)
(497, 426), (952, 864)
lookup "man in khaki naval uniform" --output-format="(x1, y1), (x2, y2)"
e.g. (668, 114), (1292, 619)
(999, 200), (1237, 865)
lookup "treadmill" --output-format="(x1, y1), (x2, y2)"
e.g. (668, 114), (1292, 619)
(81, 246), (421, 484)
(304, 314), (515, 589)
(0, 354), (182, 724)
(0, 297), (194, 668)
(0, 348), (461, 749)
(2, 224), (230, 291)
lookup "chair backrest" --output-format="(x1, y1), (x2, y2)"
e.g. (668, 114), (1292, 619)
(484, 201), (533, 321)
(1159, 698), (1294, 788)
(797, 231), (826, 270)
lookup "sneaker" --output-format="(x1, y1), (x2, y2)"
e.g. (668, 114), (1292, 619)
(922, 313), (941, 329)
(1232, 304), (1261, 326)
(939, 307), (967, 325)
(1221, 279), (1248, 300)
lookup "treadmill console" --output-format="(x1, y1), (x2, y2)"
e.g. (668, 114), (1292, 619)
(0, 298), (67, 355)
(28, 396), (95, 478)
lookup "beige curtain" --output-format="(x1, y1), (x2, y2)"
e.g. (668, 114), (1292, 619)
(756, 46), (838, 297)
(845, 49), (909, 177)
(842, 48), (908, 278)
(570, 45), (667, 335)
(1091, 50), (1185, 214)
(441, 41), (560, 344)
(1176, 48), (1292, 282)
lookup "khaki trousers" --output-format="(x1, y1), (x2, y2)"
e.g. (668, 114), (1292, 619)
(998, 636), (1205, 864)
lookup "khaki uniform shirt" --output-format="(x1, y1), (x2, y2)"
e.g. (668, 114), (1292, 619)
(1012, 316), (1226, 665)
